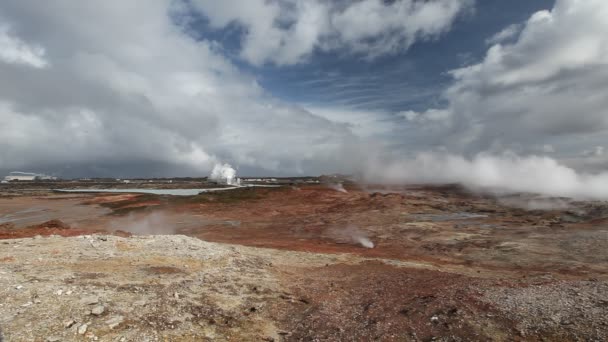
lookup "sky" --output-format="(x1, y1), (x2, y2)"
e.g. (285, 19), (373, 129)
(1, 0), (607, 184)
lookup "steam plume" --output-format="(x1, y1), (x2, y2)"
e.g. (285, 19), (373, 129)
(209, 163), (240, 186)
(110, 212), (172, 235)
(327, 182), (348, 193)
(328, 225), (375, 248)
(361, 152), (608, 200)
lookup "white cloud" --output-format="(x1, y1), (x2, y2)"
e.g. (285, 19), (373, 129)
(355, 1), (608, 199)
(404, 0), (608, 155)
(0, 1), (359, 176)
(0, 24), (48, 68)
(583, 146), (604, 157)
(485, 23), (521, 45)
(541, 144), (555, 153)
(190, 0), (473, 65)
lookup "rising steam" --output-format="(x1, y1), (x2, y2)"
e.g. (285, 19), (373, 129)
(327, 225), (375, 248)
(327, 182), (348, 193)
(209, 163), (241, 186)
(110, 212), (173, 235)
(361, 152), (608, 200)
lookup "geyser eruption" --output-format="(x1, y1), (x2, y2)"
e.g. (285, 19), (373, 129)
(209, 163), (241, 186)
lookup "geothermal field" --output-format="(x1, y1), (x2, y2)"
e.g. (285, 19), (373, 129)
(1, 177), (608, 341)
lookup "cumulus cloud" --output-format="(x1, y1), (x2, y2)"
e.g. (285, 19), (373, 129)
(0, 24), (47, 68)
(190, 0), (472, 65)
(0, 1), (359, 176)
(583, 146), (604, 157)
(2, 0), (607, 193)
(362, 0), (608, 200)
(404, 0), (608, 156)
(485, 23), (522, 45)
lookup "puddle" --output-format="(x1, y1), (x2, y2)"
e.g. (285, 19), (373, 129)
(55, 188), (239, 196)
(0, 198), (111, 228)
(55, 185), (280, 196)
(406, 212), (488, 222)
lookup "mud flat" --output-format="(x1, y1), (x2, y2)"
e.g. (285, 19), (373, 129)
(1, 184), (608, 340)
(1, 234), (607, 341)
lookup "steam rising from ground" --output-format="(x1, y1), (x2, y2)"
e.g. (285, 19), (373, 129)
(327, 225), (375, 248)
(110, 212), (172, 235)
(327, 182), (348, 193)
(498, 196), (572, 211)
(209, 163), (241, 186)
(361, 152), (608, 200)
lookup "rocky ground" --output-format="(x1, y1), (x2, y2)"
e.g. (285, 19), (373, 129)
(1, 183), (608, 341)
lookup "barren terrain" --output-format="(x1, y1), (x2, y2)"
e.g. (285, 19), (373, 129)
(1, 181), (608, 341)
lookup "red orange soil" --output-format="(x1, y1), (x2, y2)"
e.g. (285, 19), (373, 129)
(2, 183), (608, 340)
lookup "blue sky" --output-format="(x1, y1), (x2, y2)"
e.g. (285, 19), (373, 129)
(188, 0), (554, 113)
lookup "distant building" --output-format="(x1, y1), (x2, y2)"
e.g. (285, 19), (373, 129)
(3, 171), (57, 182)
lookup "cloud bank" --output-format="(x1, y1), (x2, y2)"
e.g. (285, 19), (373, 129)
(189, 0), (472, 65)
(0, 1), (360, 176)
(1, 0), (607, 201)
(404, 0), (608, 158)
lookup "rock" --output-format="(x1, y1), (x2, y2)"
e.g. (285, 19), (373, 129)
(133, 300), (147, 306)
(46, 336), (61, 342)
(91, 305), (105, 315)
(81, 296), (99, 305)
(106, 315), (124, 329)
(55, 289), (63, 296)
(174, 292), (180, 299)
(15, 285), (23, 290)
(63, 319), (76, 328)
(77, 323), (88, 335)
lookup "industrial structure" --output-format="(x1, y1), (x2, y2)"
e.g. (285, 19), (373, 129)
(2, 171), (57, 182)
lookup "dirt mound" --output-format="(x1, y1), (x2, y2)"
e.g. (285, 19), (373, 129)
(29, 219), (71, 230)
(0, 219), (96, 239)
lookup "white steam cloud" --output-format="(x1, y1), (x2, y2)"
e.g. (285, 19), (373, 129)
(327, 182), (348, 193)
(110, 212), (172, 235)
(361, 152), (608, 200)
(328, 225), (375, 249)
(497, 196), (572, 211)
(209, 163), (241, 186)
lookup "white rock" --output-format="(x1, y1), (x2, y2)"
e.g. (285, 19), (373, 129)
(77, 323), (88, 335)
(81, 296), (99, 305)
(91, 305), (105, 315)
(64, 319), (76, 328)
(106, 315), (124, 329)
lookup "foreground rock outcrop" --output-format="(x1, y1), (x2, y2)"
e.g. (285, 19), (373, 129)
(2, 234), (608, 341)
(1, 235), (287, 341)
